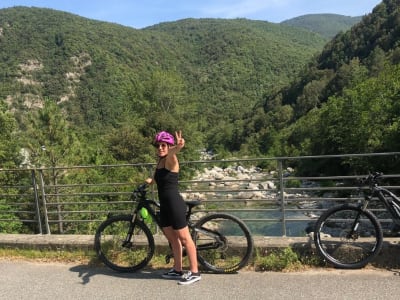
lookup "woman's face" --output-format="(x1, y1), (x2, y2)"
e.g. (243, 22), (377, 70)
(156, 142), (169, 157)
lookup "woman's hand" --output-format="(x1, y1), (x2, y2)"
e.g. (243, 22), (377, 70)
(175, 130), (185, 149)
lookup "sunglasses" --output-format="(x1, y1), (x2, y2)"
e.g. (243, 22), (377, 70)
(155, 143), (168, 149)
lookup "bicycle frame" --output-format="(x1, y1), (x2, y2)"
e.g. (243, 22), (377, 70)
(357, 172), (400, 230)
(371, 186), (400, 226)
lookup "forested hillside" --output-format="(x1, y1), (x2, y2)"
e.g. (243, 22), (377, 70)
(0, 6), (326, 168)
(1, 1), (398, 177)
(242, 0), (400, 175)
(281, 14), (362, 39)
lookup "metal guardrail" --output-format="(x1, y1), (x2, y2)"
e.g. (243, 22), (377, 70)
(1, 152), (400, 236)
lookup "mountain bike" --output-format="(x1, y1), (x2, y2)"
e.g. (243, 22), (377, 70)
(314, 172), (400, 269)
(94, 183), (254, 273)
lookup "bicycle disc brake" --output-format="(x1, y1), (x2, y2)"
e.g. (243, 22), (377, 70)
(340, 230), (359, 241)
(122, 240), (133, 248)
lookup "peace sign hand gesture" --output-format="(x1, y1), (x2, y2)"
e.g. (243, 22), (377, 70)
(175, 130), (185, 149)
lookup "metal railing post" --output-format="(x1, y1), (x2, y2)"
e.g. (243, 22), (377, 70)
(38, 169), (51, 234)
(30, 169), (43, 234)
(278, 159), (287, 236)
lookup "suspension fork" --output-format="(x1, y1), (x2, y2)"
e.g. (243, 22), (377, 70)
(122, 214), (138, 247)
(348, 199), (370, 238)
(348, 213), (363, 238)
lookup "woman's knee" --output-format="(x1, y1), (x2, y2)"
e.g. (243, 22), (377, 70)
(177, 229), (194, 246)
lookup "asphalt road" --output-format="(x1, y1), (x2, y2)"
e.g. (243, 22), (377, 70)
(1, 259), (400, 300)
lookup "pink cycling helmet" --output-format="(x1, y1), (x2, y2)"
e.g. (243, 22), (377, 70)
(154, 131), (175, 145)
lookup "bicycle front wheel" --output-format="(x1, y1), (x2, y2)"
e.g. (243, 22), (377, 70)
(193, 213), (254, 273)
(94, 215), (155, 272)
(314, 204), (383, 269)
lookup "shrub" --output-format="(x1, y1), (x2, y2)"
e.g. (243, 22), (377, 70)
(256, 247), (301, 271)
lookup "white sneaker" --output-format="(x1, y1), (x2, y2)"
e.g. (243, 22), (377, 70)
(178, 271), (201, 285)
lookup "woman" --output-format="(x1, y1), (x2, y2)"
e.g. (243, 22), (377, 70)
(146, 130), (201, 285)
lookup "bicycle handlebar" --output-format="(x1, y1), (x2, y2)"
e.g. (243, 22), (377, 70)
(131, 183), (149, 201)
(360, 172), (383, 188)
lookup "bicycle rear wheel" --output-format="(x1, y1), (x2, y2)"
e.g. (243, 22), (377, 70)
(314, 204), (383, 269)
(193, 213), (254, 273)
(94, 215), (155, 272)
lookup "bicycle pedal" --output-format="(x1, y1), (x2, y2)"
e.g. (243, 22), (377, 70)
(165, 254), (172, 264)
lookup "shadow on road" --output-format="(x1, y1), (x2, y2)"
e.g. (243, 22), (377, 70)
(69, 264), (164, 284)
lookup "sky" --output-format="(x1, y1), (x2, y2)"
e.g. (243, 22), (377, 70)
(0, 0), (383, 29)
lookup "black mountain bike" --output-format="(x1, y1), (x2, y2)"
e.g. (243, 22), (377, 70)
(94, 183), (254, 273)
(314, 172), (400, 269)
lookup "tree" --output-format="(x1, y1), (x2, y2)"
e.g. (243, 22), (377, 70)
(106, 124), (154, 163)
(367, 47), (386, 76)
(0, 109), (21, 167)
(295, 80), (326, 116)
(0, 109), (24, 233)
(145, 70), (187, 115)
(24, 100), (81, 168)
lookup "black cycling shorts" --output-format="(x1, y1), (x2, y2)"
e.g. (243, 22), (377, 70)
(159, 191), (187, 230)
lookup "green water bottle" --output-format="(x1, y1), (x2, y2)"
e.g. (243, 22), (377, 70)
(140, 207), (152, 224)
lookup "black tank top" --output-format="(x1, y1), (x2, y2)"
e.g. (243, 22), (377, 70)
(154, 168), (187, 229)
(154, 168), (180, 199)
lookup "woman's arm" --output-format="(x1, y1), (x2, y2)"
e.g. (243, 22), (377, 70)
(165, 130), (184, 172)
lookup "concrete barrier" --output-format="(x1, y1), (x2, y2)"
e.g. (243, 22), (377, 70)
(0, 234), (399, 269)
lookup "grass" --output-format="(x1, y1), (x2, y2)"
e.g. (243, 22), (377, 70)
(0, 246), (325, 272)
(253, 247), (324, 271)
(0, 247), (97, 264)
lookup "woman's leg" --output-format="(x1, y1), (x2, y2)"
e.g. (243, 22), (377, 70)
(175, 226), (198, 273)
(163, 226), (183, 271)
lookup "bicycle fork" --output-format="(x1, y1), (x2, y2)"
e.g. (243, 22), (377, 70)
(347, 202), (370, 240)
(122, 214), (137, 248)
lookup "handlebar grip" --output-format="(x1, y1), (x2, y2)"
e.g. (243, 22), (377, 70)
(138, 182), (148, 191)
(361, 172), (383, 186)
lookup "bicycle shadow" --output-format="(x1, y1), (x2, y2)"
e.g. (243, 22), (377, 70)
(69, 264), (165, 285)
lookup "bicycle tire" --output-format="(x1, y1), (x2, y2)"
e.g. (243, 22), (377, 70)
(94, 215), (155, 272)
(314, 204), (383, 269)
(193, 213), (254, 273)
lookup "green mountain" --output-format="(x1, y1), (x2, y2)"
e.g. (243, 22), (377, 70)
(281, 14), (362, 39)
(244, 0), (400, 174)
(2, 1), (397, 176)
(0, 6), (326, 166)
